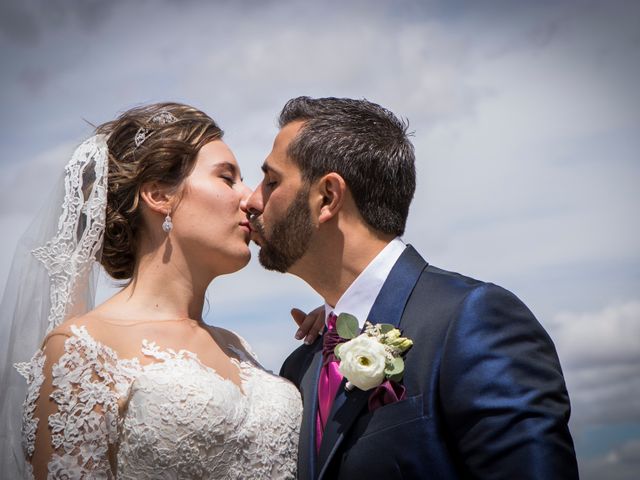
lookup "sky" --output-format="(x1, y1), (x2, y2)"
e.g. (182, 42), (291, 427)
(1, 0), (639, 477)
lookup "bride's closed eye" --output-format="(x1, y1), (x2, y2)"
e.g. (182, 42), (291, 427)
(213, 161), (241, 187)
(220, 175), (236, 186)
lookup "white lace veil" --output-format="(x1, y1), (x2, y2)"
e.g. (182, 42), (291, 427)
(0, 135), (109, 476)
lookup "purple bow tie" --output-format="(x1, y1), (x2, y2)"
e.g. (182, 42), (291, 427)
(322, 314), (347, 365)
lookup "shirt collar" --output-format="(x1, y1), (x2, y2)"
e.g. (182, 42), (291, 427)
(324, 237), (406, 328)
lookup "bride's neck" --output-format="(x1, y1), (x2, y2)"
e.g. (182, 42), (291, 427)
(109, 243), (211, 322)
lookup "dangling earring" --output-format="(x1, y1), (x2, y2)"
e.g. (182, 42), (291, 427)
(162, 210), (173, 233)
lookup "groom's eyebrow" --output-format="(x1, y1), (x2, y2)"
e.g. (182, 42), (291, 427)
(261, 162), (280, 176)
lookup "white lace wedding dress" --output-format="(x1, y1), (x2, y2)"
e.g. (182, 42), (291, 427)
(17, 322), (302, 479)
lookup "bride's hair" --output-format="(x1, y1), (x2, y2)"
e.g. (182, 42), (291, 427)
(95, 102), (223, 280)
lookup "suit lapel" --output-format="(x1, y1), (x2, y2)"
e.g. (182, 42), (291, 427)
(297, 343), (323, 480)
(317, 245), (428, 478)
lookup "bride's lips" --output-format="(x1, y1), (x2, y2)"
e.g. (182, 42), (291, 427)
(239, 221), (252, 242)
(240, 220), (252, 233)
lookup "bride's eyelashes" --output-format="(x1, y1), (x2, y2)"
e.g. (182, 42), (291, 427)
(220, 175), (236, 186)
(213, 161), (241, 187)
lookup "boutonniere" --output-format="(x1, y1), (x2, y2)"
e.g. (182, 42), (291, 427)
(333, 313), (413, 392)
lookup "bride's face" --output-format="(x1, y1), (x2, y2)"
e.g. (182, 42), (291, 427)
(171, 140), (252, 276)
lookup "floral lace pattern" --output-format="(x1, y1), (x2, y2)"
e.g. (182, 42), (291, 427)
(16, 350), (45, 459)
(30, 135), (109, 334)
(21, 325), (302, 479)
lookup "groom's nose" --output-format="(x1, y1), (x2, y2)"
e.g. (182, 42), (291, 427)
(243, 182), (264, 218)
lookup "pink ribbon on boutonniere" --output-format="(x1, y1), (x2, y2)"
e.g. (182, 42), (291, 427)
(367, 379), (407, 412)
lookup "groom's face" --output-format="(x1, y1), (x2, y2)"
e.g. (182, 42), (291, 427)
(246, 121), (315, 273)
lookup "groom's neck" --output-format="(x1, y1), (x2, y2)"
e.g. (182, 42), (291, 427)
(291, 224), (394, 307)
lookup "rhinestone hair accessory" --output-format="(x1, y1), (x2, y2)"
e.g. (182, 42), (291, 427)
(134, 110), (178, 148)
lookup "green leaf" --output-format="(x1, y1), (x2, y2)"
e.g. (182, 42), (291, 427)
(378, 323), (395, 335)
(384, 357), (404, 377)
(336, 313), (359, 339)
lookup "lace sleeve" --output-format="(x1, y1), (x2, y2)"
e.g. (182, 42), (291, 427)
(21, 326), (133, 479)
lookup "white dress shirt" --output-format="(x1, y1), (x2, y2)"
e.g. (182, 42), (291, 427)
(324, 237), (407, 327)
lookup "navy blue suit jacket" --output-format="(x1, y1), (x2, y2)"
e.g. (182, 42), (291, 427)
(280, 246), (579, 479)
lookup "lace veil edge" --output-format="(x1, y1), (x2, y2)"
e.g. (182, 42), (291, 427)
(0, 134), (109, 476)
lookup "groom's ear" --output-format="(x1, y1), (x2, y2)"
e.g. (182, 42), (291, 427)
(316, 173), (346, 224)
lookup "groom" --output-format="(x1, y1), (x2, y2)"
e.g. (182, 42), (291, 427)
(246, 96), (579, 479)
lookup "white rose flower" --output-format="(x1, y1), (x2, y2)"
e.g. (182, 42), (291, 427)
(338, 335), (387, 391)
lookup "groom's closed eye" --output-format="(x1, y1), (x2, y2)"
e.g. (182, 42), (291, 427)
(260, 164), (280, 193)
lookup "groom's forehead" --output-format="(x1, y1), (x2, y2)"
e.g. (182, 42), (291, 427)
(261, 155), (301, 178)
(259, 121), (306, 179)
(264, 148), (302, 173)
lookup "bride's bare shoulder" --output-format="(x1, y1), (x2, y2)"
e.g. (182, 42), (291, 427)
(43, 312), (101, 340)
(36, 312), (104, 355)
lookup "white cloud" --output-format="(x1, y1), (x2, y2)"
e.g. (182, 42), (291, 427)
(548, 301), (640, 427)
(551, 301), (640, 369)
(402, 5), (640, 279)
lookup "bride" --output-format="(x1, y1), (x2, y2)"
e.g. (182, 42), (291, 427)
(0, 102), (321, 479)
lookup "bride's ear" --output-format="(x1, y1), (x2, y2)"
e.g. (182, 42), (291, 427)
(139, 182), (176, 216)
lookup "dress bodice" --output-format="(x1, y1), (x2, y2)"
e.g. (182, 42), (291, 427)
(19, 324), (302, 479)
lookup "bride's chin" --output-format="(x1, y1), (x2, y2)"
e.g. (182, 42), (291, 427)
(226, 249), (252, 273)
(201, 243), (252, 277)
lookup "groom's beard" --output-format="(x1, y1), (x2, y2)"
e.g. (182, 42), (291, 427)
(252, 188), (314, 273)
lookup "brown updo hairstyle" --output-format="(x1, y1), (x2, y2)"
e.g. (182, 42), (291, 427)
(95, 102), (223, 280)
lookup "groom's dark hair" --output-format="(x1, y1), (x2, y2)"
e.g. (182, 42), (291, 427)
(279, 96), (416, 236)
